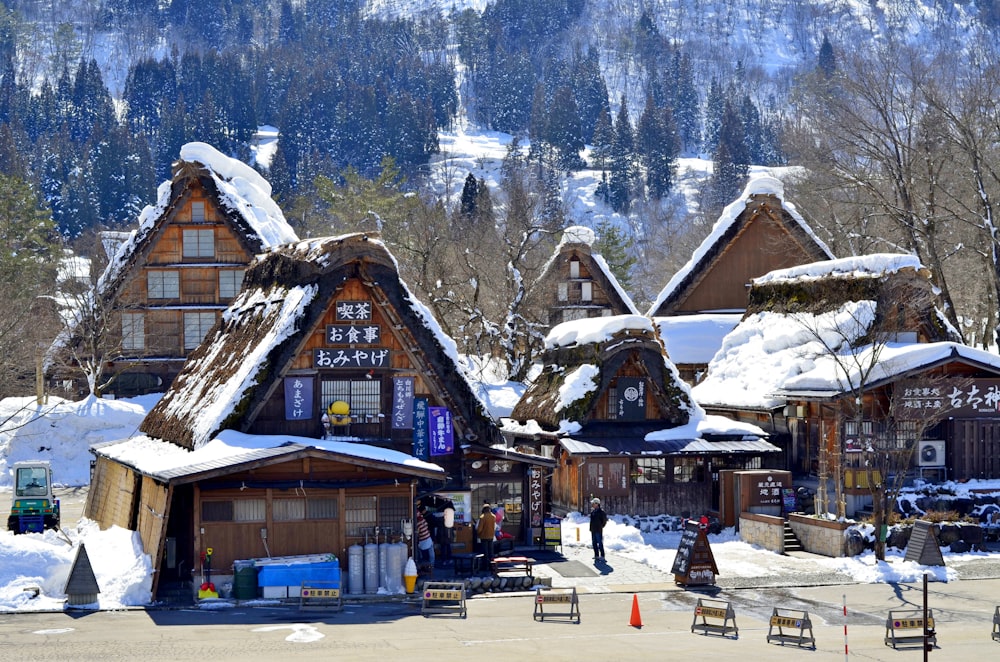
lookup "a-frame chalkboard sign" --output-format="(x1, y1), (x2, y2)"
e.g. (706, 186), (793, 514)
(672, 521), (719, 586)
(904, 520), (945, 567)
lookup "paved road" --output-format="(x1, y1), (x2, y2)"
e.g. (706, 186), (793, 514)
(1, 578), (998, 661)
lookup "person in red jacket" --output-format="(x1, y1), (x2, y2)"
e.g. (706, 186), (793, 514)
(416, 504), (435, 567)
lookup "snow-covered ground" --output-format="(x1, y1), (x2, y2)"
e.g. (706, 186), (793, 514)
(2, 394), (999, 612)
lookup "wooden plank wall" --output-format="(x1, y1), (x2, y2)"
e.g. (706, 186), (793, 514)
(84, 458), (138, 529)
(136, 477), (170, 574)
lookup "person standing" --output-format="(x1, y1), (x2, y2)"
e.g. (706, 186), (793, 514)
(416, 504), (435, 567)
(589, 498), (607, 561)
(476, 505), (497, 563)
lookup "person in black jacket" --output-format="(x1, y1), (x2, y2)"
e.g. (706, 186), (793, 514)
(589, 498), (608, 561)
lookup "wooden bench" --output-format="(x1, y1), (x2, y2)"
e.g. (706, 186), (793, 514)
(491, 556), (533, 577)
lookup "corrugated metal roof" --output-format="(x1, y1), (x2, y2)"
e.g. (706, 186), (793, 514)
(560, 437), (780, 456)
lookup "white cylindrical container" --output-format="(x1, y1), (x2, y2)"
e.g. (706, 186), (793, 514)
(347, 544), (364, 595)
(385, 542), (405, 593)
(364, 542), (379, 594)
(378, 541), (389, 591)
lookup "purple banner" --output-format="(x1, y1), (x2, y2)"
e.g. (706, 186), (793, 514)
(392, 377), (415, 429)
(412, 398), (429, 460)
(429, 407), (454, 456)
(283, 377), (313, 420)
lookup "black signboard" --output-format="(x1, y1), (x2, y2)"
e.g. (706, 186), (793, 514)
(672, 520), (719, 586)
(670, 521), (700, 575)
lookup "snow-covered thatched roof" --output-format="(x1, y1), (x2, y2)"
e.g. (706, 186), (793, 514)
(98, 142), (298, 296)
(692, 254), (982, 410)
(507, 314), (701, 434)
(141, 233), (500, 450)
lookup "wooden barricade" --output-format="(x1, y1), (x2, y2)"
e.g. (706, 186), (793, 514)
(690, 598), (738, 638)
(533, 587), (580, 623)
(884, 609), (935, 649)
(299, 581), (341, 611)
(992, 605), (999, 642)
(421, 581), (467, 618)
(766, 607), (815, 649)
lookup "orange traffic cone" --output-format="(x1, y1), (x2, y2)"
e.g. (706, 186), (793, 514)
(629, 594), (643, 628)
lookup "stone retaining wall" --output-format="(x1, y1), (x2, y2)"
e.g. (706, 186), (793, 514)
(788, 512), (849, 557)
(738, 512), (786, 553)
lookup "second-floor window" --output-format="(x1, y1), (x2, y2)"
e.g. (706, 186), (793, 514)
(182, 229), (214, 258)
(219, 269), (245, 299)
(191, 201), (206, 222)
(147, 270), (179, 298)
(122, 312), (144, 351)
(183, 311), (216, 350)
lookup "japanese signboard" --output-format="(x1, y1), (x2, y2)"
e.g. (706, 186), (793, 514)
(616, 377), (646, 421)
(911, 379), (1000, 418)
(392, 377), (415, 429)
(335, 300), (372, 321)
(750, 473), (788, 508)
(429, 407), (454, 456)
(326, 324), (380, 345)
(529, 467), (544, 527)
(283, 376), (313, 420)
(412, 398), (429, 460)
(313, 347), (390, 369)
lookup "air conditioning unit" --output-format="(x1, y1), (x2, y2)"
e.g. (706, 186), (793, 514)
(918, 440), (946, 467)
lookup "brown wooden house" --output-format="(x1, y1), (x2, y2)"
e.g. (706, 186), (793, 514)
(85, 232), (504, 598)
(50, 142), (298, 397)
(502, 315), (779, 518)
(649, 176), (834, 384)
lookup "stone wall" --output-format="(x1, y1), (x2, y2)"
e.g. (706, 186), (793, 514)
(788, 512), (849, 557)
(739, 512), (786, 553)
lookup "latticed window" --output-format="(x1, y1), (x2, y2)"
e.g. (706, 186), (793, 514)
(633, 458), (667, 484)
(673, 457), (705, 483)
(121, 312), (145, 351)
(147, 270), (179, 298)
(183, 312), (216, 349)
(182, 228), (215, 257)
(321, 379), (381, 421)
(219, 269), (245, 299)
(345, 495), (377, 537)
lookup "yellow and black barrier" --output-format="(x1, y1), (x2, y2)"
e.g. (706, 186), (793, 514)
(691, 598), (738, 638)
(766, 607), (815, 649)
(421, 581), (467, 618)
(299, 581), (341, 611)
(533, 586), (580, 623)
(884, 609), (935, 649)
(992, 605), (999, 642)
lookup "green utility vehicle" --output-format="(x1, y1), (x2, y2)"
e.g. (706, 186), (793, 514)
(7, 461), (60, 533)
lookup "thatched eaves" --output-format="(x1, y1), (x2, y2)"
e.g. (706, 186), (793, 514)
(509, 315), (697, 432)
(140, 233), (499, 450)
(746, 253), (960, 343)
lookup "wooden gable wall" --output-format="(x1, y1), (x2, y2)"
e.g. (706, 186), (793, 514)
(544, 248), (623, 325)
(674, 206), (822, 314)
(107, 182), (259, 394)
(246, 276), (465, 472)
